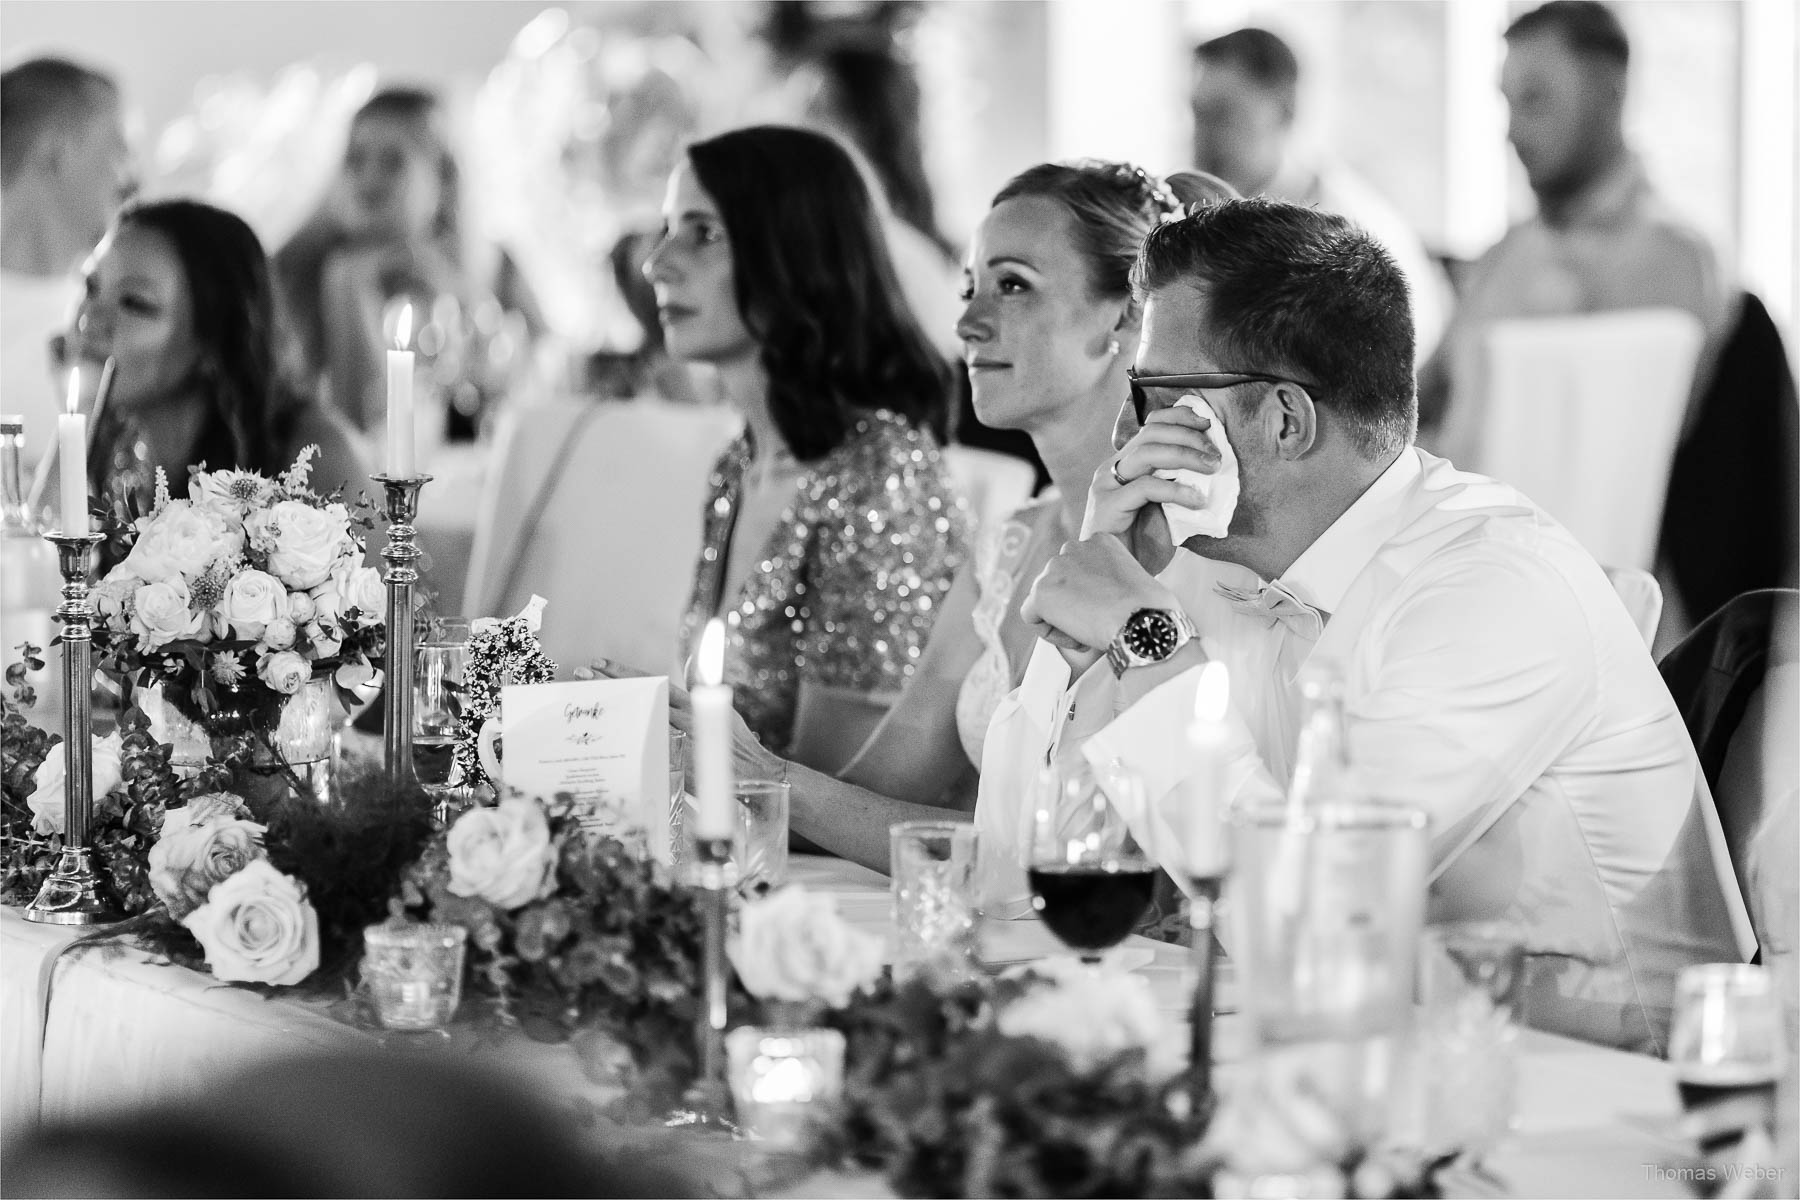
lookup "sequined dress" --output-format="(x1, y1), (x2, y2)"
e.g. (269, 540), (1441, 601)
(681, 409), (969, 756)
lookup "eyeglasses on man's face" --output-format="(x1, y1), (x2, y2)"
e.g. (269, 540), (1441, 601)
(1126, 368), (1325, 426)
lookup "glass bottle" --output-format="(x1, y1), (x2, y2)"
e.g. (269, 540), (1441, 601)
(1288, 661), (1357, 809)
(0, 418), (64, 729)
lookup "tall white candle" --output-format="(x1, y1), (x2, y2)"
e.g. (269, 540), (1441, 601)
(1184, 661), (1231, 879)
(692, 619), (735, 840)
(58, 370), (87, 535)
(386, 303), (415, 476)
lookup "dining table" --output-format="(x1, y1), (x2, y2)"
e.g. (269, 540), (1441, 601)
(0, 853), (1698, 1198)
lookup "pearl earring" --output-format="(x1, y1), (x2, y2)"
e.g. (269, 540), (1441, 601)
(1106, 337), (1121, 357)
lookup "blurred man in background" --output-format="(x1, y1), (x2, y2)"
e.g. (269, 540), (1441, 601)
(0, 58), (135, 460)
(1417, 1), (1731, 445)
(1189, 26), (1449, 360)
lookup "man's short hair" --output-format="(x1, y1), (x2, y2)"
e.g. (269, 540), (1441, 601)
(0, 57), (117, 188)
(1504, 1), (1630, 70)
(1192, 28), (1300, 105)
(1134, 198), (1417, 458)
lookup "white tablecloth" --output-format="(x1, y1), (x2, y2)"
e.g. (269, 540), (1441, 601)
(1, 856), (1690, 1197)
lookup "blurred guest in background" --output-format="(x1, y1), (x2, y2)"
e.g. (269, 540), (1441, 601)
(1189, 27), (1448, 359)
(1418, 0), (1730, 446)
(69, 199), (365, 526)
(0, 56), (135, 461)
(274, 87), (544, 440)
(644, 125), (965, 774)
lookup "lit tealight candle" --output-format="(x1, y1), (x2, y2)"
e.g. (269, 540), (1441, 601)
(692, 619), (734, 840)
(1185, 661), (1231, 880)
(386, 303), (415, 477)
(57, 369), (87, 535)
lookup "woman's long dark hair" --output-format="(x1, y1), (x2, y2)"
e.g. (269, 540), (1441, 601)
(113, 198), (297, 475)
(685, 125), (950, 461)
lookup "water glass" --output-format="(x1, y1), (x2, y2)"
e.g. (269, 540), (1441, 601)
(1669, 963), (1783, 1141)
(666, 728), (689, 867)
(676, 779), (790, 890)
(413, 619), (473, 819)
(362, 921), (468, 1032)
(726, 1027), (845, 1148)
(1230, 801), (1429, 1148)
(891, 821), (980, 981)
(1413, 922), (1526, 1157)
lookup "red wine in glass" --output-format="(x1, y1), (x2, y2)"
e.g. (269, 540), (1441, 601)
(1028, 863), (1156, 961)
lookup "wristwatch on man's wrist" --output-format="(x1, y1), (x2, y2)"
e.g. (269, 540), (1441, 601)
(1105, 606), (1197, 678)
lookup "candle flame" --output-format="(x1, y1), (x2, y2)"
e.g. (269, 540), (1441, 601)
(1193, 661), (1229, 723)
(65, 367), (81, 415)
(698, 619), (726, 686)
(393, 303), (414, 350)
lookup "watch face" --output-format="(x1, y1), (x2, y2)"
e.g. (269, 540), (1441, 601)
(1123, 609), (1180, 662)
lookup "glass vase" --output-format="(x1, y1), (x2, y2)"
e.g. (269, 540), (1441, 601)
(270, 673), (341, 806)
(141, 674), (343, 805)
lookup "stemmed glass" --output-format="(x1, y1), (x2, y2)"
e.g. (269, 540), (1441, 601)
(1668, 963), (1783, 1153)
(412, 617), (472, 825)
(1026, 759), (1156, 969)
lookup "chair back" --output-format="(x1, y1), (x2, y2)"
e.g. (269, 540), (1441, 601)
(463, 398), (743, 678)
(943, 445), (1037, 540)
(1447, 307), (1704, 570)
(1602, 565), (1663, 647)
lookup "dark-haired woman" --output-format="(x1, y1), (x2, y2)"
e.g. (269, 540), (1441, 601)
(643, 124), (966, 773)
(65, 198), (365, 521)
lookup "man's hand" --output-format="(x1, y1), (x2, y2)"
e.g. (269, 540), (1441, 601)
(1083, 404), (1221, 575)
(1020, 534), (1181, 670)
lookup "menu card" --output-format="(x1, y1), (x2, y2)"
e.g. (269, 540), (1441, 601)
(499, 677), (670, 857)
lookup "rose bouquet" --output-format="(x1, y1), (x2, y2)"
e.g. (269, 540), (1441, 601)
(88, 450), (385, 772)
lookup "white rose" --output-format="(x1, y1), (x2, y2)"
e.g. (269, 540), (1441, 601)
(304, 621), (341, 660)
(257, 650), (310, 696)
(120, 500), (243, 583)
(729, 885), (885, 1007)
(330, 561), (386, 626)
(287, 591), (315, 623)
(26, 733), (125, 836)
(308, 589), (343, 628)
(446, 797), (558, 910)
(260, 617), (297, 651)
(997, 962), (1182, 1077)
(182, 859), (319, 986)
(91, 572), (139, 625)
(219, 569), (289, 640)
(250, 500), (351, 590)
(148, 795), (267, 918)
(130, 579), (208, 650)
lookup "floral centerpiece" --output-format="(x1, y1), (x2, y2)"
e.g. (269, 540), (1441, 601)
(87, 450), (384, 785)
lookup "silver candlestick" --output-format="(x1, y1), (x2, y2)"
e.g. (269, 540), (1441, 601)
(667, 835), (737, 1127)
(1187, 876), (1223, 1106)
(375, 473), (431, 798)
(25, 531), (122, 925)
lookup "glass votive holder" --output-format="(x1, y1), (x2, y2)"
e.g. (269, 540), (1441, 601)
(890, 821), (980, 982)
(1412, 922), (1526, 1158)
(361, 921), (468, 1032)
(726, 1027), (846, 1149)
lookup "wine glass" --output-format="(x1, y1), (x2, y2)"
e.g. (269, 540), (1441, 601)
(1669, 963), (1783, 1153)
(1026, 758), (1156, 970)
(412, 617), (472, 824)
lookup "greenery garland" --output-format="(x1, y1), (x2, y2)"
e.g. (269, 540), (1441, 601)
(451, 615), (557, 791)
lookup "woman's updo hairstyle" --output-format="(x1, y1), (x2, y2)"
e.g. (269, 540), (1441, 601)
(989, 162), (1238, 302)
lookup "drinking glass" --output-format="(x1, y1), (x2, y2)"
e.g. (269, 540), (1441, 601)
(666, 728), (689, 867)
(726, 1027), (845, 1149)
(362, 921), (467, 1033)
(1230, 801), (1429, 1151)
(677, 779), (790, 891)
(1026, 759), (1155, 969)
(413, 619), (472, 823)
(1669, 963), (1783, 1149)
(1414, 922), (1526, 1158)
(890, 821), (980, 982)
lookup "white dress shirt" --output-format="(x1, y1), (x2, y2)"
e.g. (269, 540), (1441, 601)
(991, 447), (1753, 1055)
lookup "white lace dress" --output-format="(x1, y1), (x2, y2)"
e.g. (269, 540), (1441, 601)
(954, 495), (1066, 766)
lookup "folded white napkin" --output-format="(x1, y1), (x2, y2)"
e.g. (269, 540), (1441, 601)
(1158, 395), (1239, 543)
(972, 641), (1072, 918)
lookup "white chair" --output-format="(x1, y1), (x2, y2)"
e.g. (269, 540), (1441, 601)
(463, 398), (743, 679)
(943, 444), (1037, 540)
(1603, 565), (1663, 647)
(1444, 307), (1704, 571)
